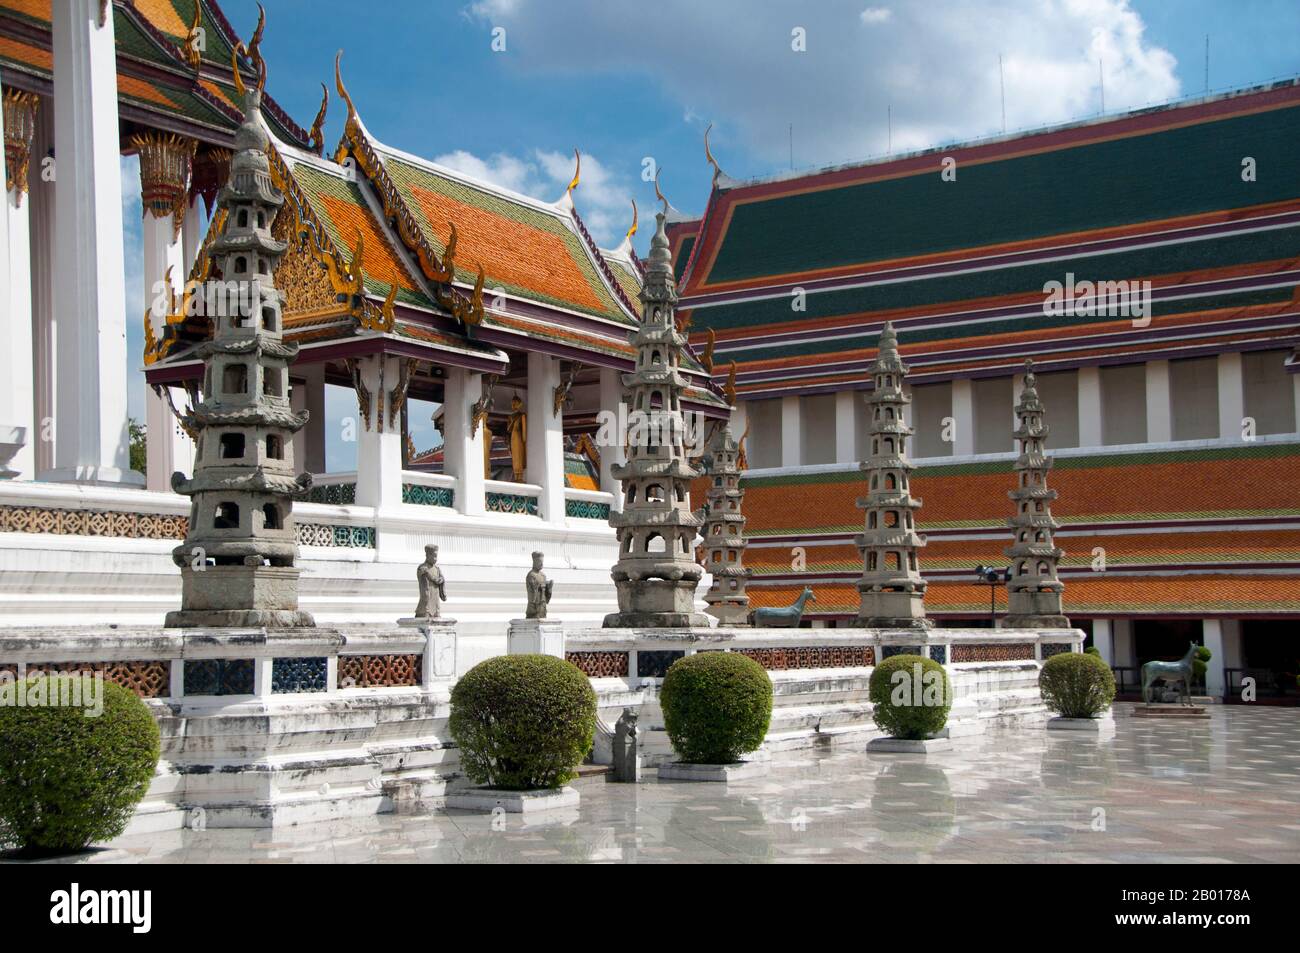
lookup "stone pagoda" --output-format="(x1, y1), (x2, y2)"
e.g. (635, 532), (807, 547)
(604, 211), (706, 628)
(855, 322), (930, 628)
(699, 422), (751, 625)
(166, 88), (313, 628)
(1003, 359), (1069, 628)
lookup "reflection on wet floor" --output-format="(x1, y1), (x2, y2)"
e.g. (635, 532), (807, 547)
(19, 703), (1300, 864)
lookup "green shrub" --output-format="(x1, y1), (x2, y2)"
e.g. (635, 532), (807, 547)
(1038, 651), (1116, 718)
(1084, 646), (1101, 657)
(449, 655), (596, 790)
(1193, 645), (1212, 686)
(660, 652), (772, 764)
(868, 655), (952, 740)
(0, 675), (160, 856)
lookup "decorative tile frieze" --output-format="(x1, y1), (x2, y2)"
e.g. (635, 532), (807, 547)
(271, 656), (328, 693)
(636, 650), (684, 678)
(566, 651), (629, 678)
(565, 498), (611, 520)
(950, 642), (1036, 663)
(0, 660), (170, 699)
(881, 645), (922, 659)
(337, 654), (421, 688)
(0, 505), (187, 539)
(929, 644), (948, 664)
(486, 491), (539, 515)
(1040, 643), (1074, 659)
(738, 646), (875, 670)
(296, 522), (376, 548)
(183, 659), (255, 696)
(403, 483), (454, 507)
(304, 482), (357, 505)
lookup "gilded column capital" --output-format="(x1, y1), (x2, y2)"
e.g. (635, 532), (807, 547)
(3, 88), (40, 206)
(129, 131), (197, 235)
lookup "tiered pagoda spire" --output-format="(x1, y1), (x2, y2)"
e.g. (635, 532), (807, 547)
(699, 422), (751, 625)
(166, 88), (314, 628)
(604, 211), (707, 628)
(1003, 359), (1069, 628)
(855, 322), (930, 629)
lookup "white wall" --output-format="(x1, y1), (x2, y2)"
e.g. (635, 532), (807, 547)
(911, 380), (953, 457)
(746, 398), (783, 469)
(1243, 349), (1296, 435)
(1170, 356), (1219, 441)
(1101, 364), (1147, 445)
(1035, 370), (1079, 448)
(799, 393), (837, 464)
(973, 376), (1013, 453)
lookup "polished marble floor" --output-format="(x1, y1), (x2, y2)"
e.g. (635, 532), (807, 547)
(23, 703), (1300, 864)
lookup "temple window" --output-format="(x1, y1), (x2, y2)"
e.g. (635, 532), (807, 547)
(626, 485), (637, 504)
(263, 504), (282, 530)
(234, 255), (247, 273)
(262, 307), (278, 331)
(214, 502), (239, 529)
(646, 484), (665, 503)
(266, 435), (283, 460)
(885, 474), (897, 490)
(675, 484), (685, 502)
(264, 367), (281, 396)
(258, 260), (269, 275)
(868, 512), (878, 528)
(646, 534), (666, 554)
(885, 552), (900, 570)
(884, 511), (899, 528)
(223, 364), (248, 395)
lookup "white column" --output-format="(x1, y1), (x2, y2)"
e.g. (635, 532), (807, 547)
(143, 212), (193, 492)
(834, 390), (857, 464)
(526, 352), (565, 523)
(1145, 360), (1172, 443)
(1218, 351), (1244, 440)
(181, 193), (202, 272)
(598, 365), (625, 512)
(780, 395), (800, 468)
(1077, 366), (1103, 448)
(29, 98), (55, 476)
(353, 354), (403, 510)
(291, 363), (326, 475)
(1112, 618), (1135, 668)
(44, 2), (141, 485)
(1092, 618), (1114, 666)
(1, 138), (35, 479)
(444, 367), (485, 517)
(951, 379), (974, 455)
(1201, 618), (1226, 699)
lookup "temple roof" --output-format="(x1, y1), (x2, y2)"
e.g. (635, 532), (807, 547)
(0, 0), (312, 149)
(706, 439), (1300, 618)
(673, 78), (1300, 398)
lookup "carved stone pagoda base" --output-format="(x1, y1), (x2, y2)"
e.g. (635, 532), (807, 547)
(605, 578), (709, 629)
(1003, 614), (1071, 629)
(856, 615), (934, 630)
(170, 565), (315, 628)
(1003, 591), (1068, 629)
(165, 608), (317, 628)
(705, 602), (751, 626)
(603, 610), (712, 628)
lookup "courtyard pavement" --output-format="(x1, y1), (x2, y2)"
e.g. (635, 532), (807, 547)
(23, 703), (1300, 863)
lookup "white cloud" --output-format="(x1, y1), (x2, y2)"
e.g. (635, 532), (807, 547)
(463, 0), (1180, 172)
(431, 147), (635, 247)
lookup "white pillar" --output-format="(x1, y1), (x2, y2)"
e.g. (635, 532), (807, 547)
(1, 136), (36, 479)
(44, 2), (141, 485)
(1201, 618), (1226, 699)
(951, 379), (974, 455)
(142, 213), (193, 492)
(1112, 618), (1135, 668)
(1218, 351), (1244, 440)
(292, 363), (326, 475)
(29, 98), (55, 476)
(181, 193), (202, 272)
(526, 353), (565, 522)
(834, 390), (857, 464)
(1092, 618), (1114, 666)
(1145, 360), (1172, 443)
(598, 365), (625, 512)
(780, 395), (800, 468)
(353, 354), (403, 510)
(444, 367), (485, 517)
(1077, 366), (1103, 448)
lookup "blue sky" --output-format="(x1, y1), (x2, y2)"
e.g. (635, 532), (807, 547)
(124, 0), (1300, 464)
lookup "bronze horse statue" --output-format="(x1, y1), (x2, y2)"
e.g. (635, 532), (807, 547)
(751, 587), (816, 628)
(1141, 642), (1199, 704)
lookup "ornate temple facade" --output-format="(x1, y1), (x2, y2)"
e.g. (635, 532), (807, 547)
(1003, 360), (1068, 629)
(604, 211), (707, 628)
(854, 323), (929, 629)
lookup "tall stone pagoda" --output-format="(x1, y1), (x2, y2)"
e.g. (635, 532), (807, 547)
(166, 88), (313, 628)
(855, 322), (930, 628)
(699, 423), (751, 625)
(604, 211), (707, 628)
(1003, 360), (1069, 628)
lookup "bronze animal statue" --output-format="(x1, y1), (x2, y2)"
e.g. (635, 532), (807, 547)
(750, 587), (816, 628)
(1141, 642), (1198, 704)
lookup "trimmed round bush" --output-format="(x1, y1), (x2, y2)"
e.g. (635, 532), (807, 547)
(1193, 645), (1212, 686)
(0, 675), (160, 856)
(660, 652), (772, 764)
(869, 654), (952, 740)
(449, 655), (596, 790)
(1038, 651), (1116, 718)
(1084, 646), (1102, 657)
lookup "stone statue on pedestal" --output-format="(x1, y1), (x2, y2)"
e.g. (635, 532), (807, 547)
(414, 544), (446, 619)
(612, 708), (640, 782)
(525, 551), (553, 619)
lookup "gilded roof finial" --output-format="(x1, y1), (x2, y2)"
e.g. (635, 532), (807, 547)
(567, 148), (581, 194)
(246, 4), (267, 91)
(335, 50), (358, 129)
(308, 82), (329, 156)
(704, 122), (725, 185)
(701, 327), (716, 374)
(230, 44), (246, 98)
(653, 167), (669, 216)
(724, 360), (737, 407)
(179, 3), (203, 70)
(625, 198), (638, 241)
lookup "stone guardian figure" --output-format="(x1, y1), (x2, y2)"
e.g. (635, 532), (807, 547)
(414, 544), (447, 619)
(525, 551), (553, 619)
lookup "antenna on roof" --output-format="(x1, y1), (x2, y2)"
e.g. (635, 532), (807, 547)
(999, 54), (1006, 133)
